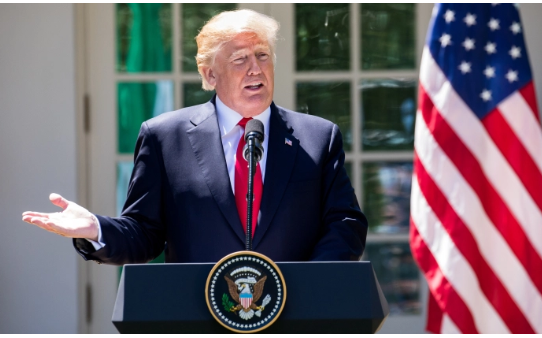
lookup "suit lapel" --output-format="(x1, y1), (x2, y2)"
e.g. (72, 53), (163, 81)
(253, 104), (298, 248)
(186, 99), (246, 245)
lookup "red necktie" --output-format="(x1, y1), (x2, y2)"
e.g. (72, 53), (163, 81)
(235, 118), (263, 238)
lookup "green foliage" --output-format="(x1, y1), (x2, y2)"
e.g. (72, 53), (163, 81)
(222, 293), (235, 312)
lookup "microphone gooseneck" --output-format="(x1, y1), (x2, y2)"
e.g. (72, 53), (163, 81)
(243, 119), (265, 251)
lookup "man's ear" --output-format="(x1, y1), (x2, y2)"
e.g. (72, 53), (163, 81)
(202, 67), (217, 88)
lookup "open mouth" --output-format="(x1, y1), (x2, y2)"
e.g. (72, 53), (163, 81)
(245, 83), (263, 90)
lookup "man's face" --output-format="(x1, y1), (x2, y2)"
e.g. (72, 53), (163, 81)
(204, 33), (274, 117)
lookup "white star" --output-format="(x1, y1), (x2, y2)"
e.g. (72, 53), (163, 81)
(510, 22), (521, 34)
(505, 70), (518, 83)
(458, 61), (471, 74)
(485, 42), (497, 54)
(464, 13), (476, 26)
(444, 10), (455, 23)
(484, 66), (495, 78)
(509, 46), (522, 59)
(480, 89), (492, 102)
(488, 18), (500, 31)
(462, 38), (475, 51)
(439, 33), (452, 47)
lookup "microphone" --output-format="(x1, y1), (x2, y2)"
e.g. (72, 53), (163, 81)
(243, 119), (264, 162)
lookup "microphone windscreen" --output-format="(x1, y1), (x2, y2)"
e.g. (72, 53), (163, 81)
(244, 119), (264, 142)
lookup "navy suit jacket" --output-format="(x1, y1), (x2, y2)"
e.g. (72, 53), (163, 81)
(75, 98), (367, 264)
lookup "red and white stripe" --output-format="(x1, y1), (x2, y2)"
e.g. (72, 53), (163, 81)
(241, 296), (252, 309)
(410, 47), (542, 333)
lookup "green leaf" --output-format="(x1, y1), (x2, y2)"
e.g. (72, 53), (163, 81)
(222, 293), (234, 312)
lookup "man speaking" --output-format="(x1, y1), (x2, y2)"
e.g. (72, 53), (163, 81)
(22, 9), (367, 264)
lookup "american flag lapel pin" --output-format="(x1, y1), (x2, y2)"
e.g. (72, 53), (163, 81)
(285, 138), (292, 146)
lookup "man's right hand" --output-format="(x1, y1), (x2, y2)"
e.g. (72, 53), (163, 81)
(22, 193), (99, 241)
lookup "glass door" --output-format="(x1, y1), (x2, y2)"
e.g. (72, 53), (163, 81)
(82, 3), (433, 333)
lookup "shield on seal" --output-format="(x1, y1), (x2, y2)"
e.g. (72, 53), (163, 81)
(240, 292), (252, 309)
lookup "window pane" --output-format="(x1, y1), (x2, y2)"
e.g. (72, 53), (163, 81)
(118, 81), (174, 153)
(361, 4), (415, 70)
(360, 79), (416, 151)
(296, 82), (352, 151)
(296, 4), (350, 71)
(116, 4), (172, 72)
(362, 242), (421, 315)
(183, 83), (215, 108)
(181, 3), (237, 72)
(362, 162), (412, 234)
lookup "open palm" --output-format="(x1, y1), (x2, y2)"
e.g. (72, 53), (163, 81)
(22, 193), (99, 241)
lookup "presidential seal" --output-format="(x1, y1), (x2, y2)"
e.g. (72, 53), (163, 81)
(205, 251), (287, 333)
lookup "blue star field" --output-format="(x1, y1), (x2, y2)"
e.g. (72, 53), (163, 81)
(427, 3), (532, 120)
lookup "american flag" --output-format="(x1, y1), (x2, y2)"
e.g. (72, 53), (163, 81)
(410, 3), (542, 333)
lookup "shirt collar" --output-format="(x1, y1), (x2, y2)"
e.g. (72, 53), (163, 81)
(215, 95), (271, 139)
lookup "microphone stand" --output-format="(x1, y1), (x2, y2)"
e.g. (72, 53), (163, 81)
(246, 146), (256, 251)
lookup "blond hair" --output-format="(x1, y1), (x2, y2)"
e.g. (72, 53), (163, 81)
(195, 9), (280, 91)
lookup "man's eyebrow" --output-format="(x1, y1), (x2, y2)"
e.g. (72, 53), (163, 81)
(228, 45), (271, 61)
(228, 48), (250, 61)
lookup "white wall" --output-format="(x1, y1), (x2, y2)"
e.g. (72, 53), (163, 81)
(0, 4), (78, 333)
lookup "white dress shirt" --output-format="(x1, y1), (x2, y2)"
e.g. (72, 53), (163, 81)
(87, 96), (271, 250)
(215, 95), (270, 188)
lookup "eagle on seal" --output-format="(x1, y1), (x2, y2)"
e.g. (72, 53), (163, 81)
(225, 275), (270, 320)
